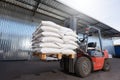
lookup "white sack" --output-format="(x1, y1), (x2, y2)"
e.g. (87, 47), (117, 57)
(63, 36), (78, 41)
(38, 37), (64, 43)
(65, 41), (79, 47)
(61, 49), (76, 54)
(34, 48), (61, 54)
(33, 42), (61, 48)
(36, 26), (60, 34)
(35, 32), (61, 38)
(60, 26), (73, 32)
(65, 32), (78, 37)
(61, 44), (78, 49)
(60, 27), (78, 37)
(41, 21), (61, 29)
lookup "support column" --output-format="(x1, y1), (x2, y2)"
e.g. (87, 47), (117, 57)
(64, 16), (77, 33)
(70, 16), (77, 33)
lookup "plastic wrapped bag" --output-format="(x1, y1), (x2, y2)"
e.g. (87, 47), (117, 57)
(34, 32), (61, 38)
(41, 21), (61, 29)
(61, 49), (76, 54)
(33, 42), (61, 48)
(38, 37), (64, 43)
(34, 48), (61, 54)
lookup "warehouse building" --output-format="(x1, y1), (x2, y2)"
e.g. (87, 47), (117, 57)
(1, 0), (120, 80)
(0, 0), (120, 60)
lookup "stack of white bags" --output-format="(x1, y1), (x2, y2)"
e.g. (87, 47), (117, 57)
(32, 21), (78, 55)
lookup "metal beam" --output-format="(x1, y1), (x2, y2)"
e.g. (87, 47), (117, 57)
(33, 0), (41, 16)
(15, 0), (67, 19)
(35, 0), (72, 16)
(1, 0), (64, 22)
(91, 28), (112, 35)
(101, 28), (112, 32)
(77, 18), (91, 25)
(112, 33), (120, 35)
(104, 33), (120, 37)
(38, 7), (66, 19)
(77, 18), (107, 31)
(15, 0), (34, 6)
(92, 23), (115, 34)
(91, 22), (100, 26)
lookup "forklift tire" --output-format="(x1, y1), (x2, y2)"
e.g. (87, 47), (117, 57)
(75, 57), (92, 77)
(103, 59), (110, 71)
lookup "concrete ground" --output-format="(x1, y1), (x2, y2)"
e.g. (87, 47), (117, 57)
(0, 58), (120, 80)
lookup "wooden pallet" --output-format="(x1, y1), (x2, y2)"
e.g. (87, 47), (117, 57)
(33, 52), (62, 60)
(33, 52), (75, 60)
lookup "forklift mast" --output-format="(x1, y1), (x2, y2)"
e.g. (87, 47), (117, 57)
(64, 16), (103, 53)
(83, 26), (103, 52)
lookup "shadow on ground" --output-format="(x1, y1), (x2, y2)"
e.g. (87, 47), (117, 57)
(0, 58), (120, 80)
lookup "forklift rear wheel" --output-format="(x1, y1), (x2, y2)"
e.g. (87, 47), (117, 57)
(103, 59), (110, 71)
(75, 57), (92, 77)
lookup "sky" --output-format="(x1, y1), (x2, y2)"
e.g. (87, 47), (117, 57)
(58, 0), (120, 31)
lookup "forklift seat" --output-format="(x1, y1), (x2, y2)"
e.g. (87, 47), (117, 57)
(88, 42), (96, 48)
(87, 42), (103, 57)
(87, 42), (96, 50)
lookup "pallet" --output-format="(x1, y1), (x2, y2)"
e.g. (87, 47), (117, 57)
(33, 52), (75, 60)
(33, 52), (62, 60)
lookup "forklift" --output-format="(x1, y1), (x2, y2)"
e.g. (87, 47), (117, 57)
(60, 25), (111, 77)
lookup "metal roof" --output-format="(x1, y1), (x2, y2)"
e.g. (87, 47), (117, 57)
(1, 0), (120, 37)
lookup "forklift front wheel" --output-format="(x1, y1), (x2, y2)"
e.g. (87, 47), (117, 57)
(103, 59), (111, 71)
(75, 57), (92, 77)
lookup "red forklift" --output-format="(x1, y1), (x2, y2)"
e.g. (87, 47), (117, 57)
(60, 25), (110, 77)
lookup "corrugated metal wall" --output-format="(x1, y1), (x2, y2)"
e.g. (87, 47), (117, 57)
(0, 17), (37, 60)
